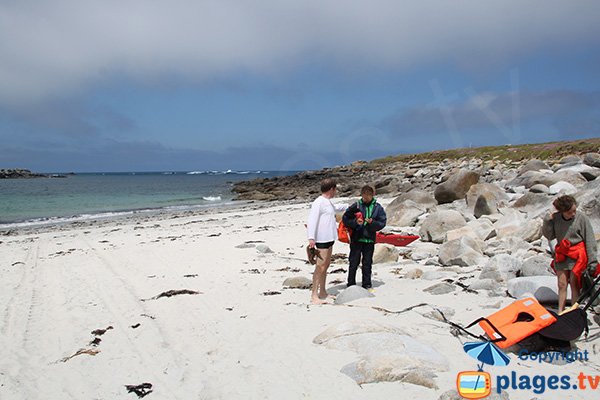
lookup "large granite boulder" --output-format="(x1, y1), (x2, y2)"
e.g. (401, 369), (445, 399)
(373, 244), (399, 264)
(530, 184), (550, 194)
(466, 183), (508, 218)
(548, 181), (578, 195)
(583, 153), (600, 168)
(575, 179), (600, 233)
(434, 169), (480, 204)
(539, 170), (588, 188)
(419, 210), (467, 244)
(508, 170), (549, 188)
(466, 183), (508, 208)
(520, 254), (554, 277)
(410, 242), (440, 262)
(485, 236), (532, 258)
(386, 200), (427, 227)
(438, 236), (486, 267)
(479, 254), (523, 283)
(445, 219), (495, 242)
(507, 276), (569, 302)
(556, 164), (600, 181)
(393, 189), (437, 208)
(559, 155), (582, 165)
(518, 159), (550, 175)
(494, 209), (528, 238)
(314, 320), (448, 387)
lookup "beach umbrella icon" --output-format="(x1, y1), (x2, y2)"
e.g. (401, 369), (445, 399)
(463, 341), (511, 367)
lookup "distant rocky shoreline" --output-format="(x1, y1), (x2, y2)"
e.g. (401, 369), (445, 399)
(232, 139), (600, 202)
(0, 169), (68, 179)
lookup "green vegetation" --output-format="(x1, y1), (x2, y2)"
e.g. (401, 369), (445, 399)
(370, 138), (600, 165)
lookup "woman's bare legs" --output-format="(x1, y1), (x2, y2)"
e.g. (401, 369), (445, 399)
(557, 270), (569, 313)
(569, 271), (581, 309)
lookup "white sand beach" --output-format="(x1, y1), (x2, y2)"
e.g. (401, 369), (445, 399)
(1, 199), (599, 400)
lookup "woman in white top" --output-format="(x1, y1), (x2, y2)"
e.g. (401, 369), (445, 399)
(307, 178), (348, 304)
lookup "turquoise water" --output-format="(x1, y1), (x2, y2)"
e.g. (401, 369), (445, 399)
(0, 171), (296, 227)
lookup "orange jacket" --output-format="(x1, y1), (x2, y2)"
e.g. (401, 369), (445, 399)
(552, 240), (587, 286)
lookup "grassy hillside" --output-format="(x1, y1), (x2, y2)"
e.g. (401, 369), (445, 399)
(371, 138), (600, 165)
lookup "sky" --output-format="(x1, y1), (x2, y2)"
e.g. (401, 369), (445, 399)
(1, 0), (599, 172)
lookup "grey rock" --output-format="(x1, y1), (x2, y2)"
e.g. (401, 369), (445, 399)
(334, 286), (375, 304)
(575, 179), (600, 233)
(373, 244), (398, 264)
(235, 243), (256, 249)
(410, 242), (440, 261)
(423, 282), (456, 295)
(548, 181), (577, 195)
(394, 189), (437, 207)
(386, 199), (427, 227)
(584, 152), (600, 168)
(508, 170), (550, 188)
(256, 244), (274, 253)
(520, 254), (554, 277)
(480, 254), (523, 283)
(439, 236), (486, 267)
(539, 170), (587, 187)
(474, 194), (496, 218)
(530, 184), (550, 194)
(419, 210), (467, 243)
(403, 268), (423, 279)
(486, 236), (533, 257)
(466, 182), (508, 204)
(559, 155), (582, 164)
(446, 219), (496, 242)
(507, 276), (571, 302)
(557, 163), (600, 181)
(434, 169), (480, 204)
(469, 279), (498, 291)
(517, 217), (543, 242)
(512, 193), (552, 214)
(494, 209), (528, 238)
(518, 159), (550, 175)
(421, 270), (457, 281)
(283, 276), (312, 289)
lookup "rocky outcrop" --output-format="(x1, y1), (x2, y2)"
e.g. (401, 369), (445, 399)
(0, 169), (50, 179)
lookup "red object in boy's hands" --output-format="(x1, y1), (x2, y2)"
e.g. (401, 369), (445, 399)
(356, 212), (364, 224)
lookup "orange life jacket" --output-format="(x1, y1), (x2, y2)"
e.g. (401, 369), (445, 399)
(478, 298), (556, 349)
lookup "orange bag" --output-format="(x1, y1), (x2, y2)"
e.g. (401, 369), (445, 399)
(337, 221), (352, 243)
(338, 212), (362, 243)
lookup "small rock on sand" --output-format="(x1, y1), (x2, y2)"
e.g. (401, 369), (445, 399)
(283, 276), (312, 289)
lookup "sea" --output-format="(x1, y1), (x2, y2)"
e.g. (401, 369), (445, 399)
(0, 170), (298, 229)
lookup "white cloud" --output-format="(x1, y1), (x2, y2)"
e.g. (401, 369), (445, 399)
(1, 0), (599, 105)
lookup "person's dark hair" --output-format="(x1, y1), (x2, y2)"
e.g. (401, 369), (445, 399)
(320, 178), (337, 193)
(361, 185), (375, 195)
(553, 195), (577, 212)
